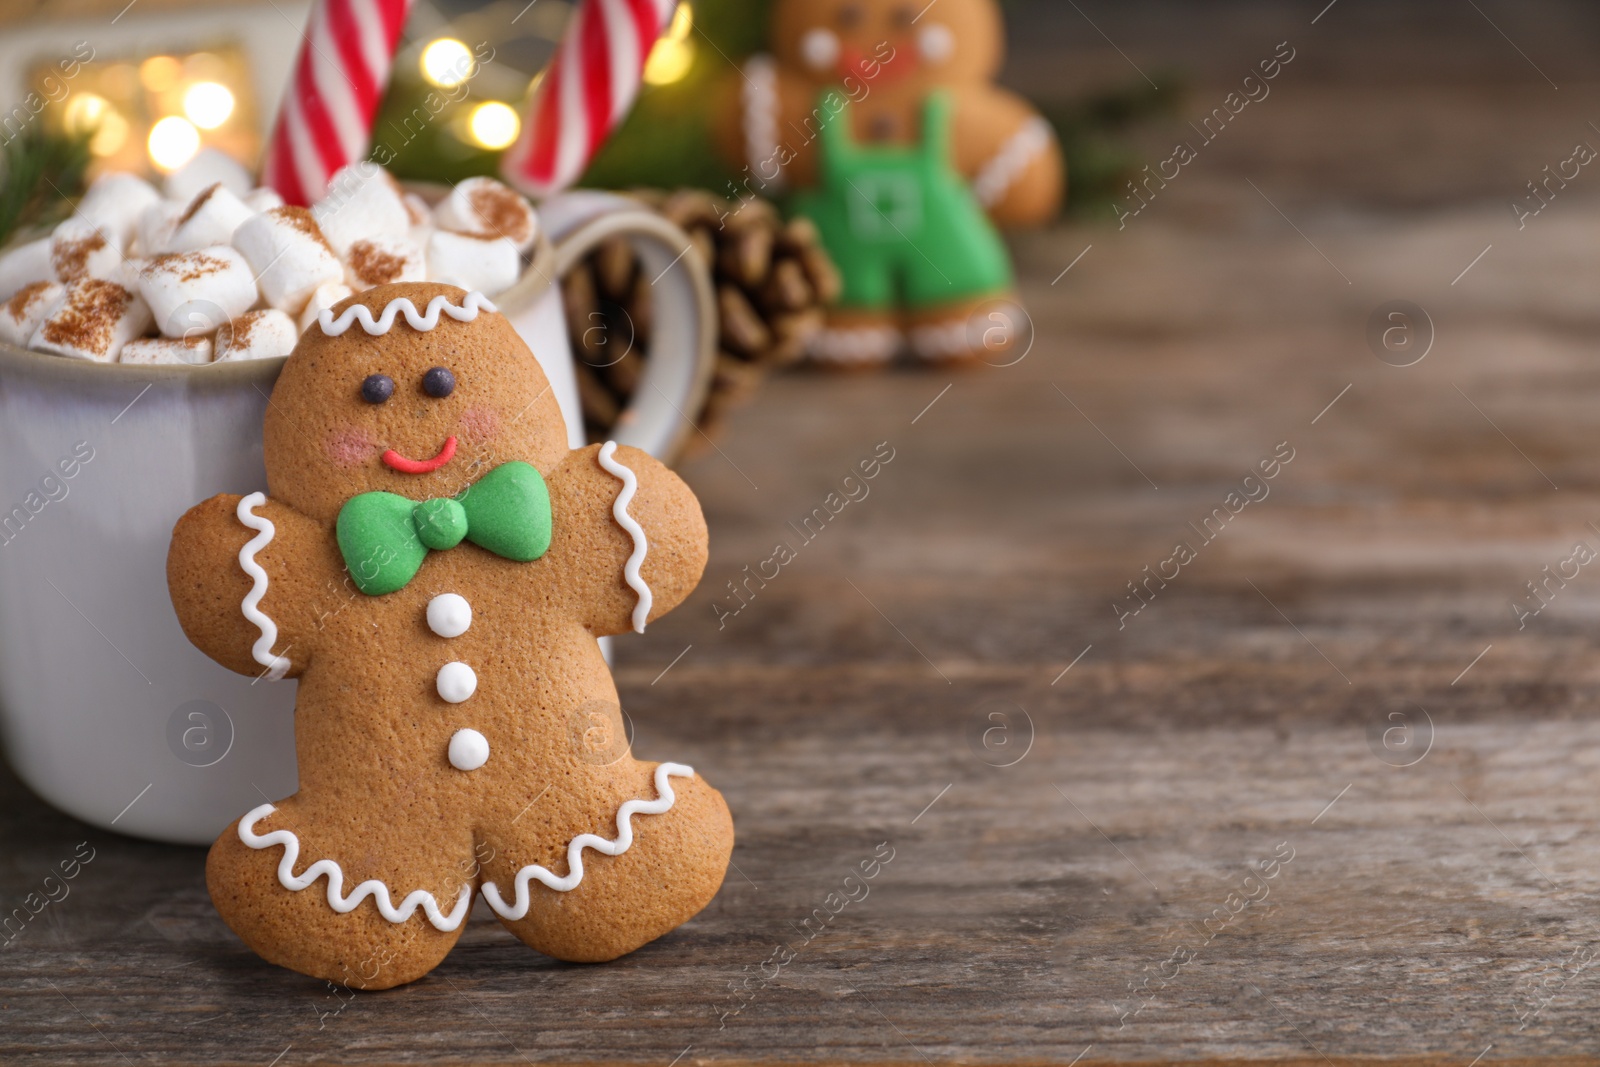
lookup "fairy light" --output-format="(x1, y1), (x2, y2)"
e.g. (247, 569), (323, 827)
(666, 2), (693, 42)
(421, 38), (475, 88)
(467, 102), (520, 149)
(148, 115), (201, 171)
(139, 55), (182, 92)
(642, 3), (696, 84)
(63, 93), (129, 156)
(182, 82), (236, 129)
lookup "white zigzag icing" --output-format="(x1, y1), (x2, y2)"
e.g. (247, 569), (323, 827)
(481, 762), (693, 919)
(741, 55), (786, 192)
(908, 319), (972, 360)
(317, 292), (498, 337)
(238, 805), (474, 931)
(236, 763), (693, 930)
(809, 325), (899, 364)
(235, 493), (291, 681)
(973, 117), (1054, 209)
(597, 441), (653, 634)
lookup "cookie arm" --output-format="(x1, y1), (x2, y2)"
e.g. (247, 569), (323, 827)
(951, 85), (1065, 229)
(167, 493), (333, 679)
(710, 58), (826, 192)
(545, 444), (708, 638)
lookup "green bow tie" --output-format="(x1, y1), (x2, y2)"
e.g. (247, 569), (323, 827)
(336, 461), (552, 596)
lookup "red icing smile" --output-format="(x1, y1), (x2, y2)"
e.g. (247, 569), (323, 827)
(382, 436), (457, 474)
(841, 42), (914, 82)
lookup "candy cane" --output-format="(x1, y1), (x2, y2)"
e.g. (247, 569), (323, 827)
(261, 0), (415, 206)
(500, 0), (677, 198)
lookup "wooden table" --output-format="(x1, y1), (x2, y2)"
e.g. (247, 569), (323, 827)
(9, 3), (1600, 1063)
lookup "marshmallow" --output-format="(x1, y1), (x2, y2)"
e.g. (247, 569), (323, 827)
(298, 281), (353, 332)
(165, 147), (254, 203)
(403, 192), (431, 228)
(312, 163), (411, 255)
(138, 247), (259, 339)
(0, 281), (64, 347)
(50, 217), (124, 284)
(243, 187), (285, 213)
(232, 206), (343, 313)
(119, 335), (213, 365)
(168, 184), (257, 252)
(215, 309), (298, 362)
(29, 279), (153, 362)
(0, 238), (53, 301)
(345, 236), (426, 291)
(426, 229), (520, 296)
(404, 194), (436, 255)
(409, 221), (435, 253)
(76, 173), (163, 247)
(117, 256), (149, 291)
(135, 200), (185, 256)
(434, 177), (539, 251)
(8, 163), (554, 364)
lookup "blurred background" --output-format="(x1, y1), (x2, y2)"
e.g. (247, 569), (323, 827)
(3, 0), (1598, 220)
(0, 0), (1177, 218)
(10, 1), (1600, 1059)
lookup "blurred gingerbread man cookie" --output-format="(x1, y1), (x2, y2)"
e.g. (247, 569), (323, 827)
(168, 282), (732, 988)
(718, 0), (1064, 367)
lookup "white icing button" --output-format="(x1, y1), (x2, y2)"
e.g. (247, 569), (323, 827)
(448, 728), (489, 771)
(426, 592), (472, 638)
(436, 661), (477, 703)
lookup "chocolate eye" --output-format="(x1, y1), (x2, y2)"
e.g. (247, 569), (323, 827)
(836, 2), (863, 29)
(422, 366), (455, 398)
(361, 374), (394, 404)
(892, 4), (916, 27)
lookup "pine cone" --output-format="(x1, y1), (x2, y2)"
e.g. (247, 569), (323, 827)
(562, 189), (839, 452)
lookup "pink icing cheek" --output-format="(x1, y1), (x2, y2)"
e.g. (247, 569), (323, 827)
(324, 427), (376, 468)
(456, 406), (500, 446)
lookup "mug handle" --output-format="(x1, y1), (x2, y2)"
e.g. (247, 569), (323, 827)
(542, 191), (717, 464)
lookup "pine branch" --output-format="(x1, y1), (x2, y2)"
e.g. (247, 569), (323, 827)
(0, 126), (93, 248)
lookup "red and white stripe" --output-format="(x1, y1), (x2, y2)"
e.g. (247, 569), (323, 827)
(261, 0), (414, 206)
(500, 0), (676, 198)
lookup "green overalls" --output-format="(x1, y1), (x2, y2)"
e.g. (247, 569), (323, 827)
(790, 89), (1013, 312)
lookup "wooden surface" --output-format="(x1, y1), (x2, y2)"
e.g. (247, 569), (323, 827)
(11, 2), (1600, 1063)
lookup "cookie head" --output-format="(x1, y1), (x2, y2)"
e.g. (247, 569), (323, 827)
(262, 281), (569, 524)
(771, 0), (1001, 87)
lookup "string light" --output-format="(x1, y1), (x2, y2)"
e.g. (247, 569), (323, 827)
(467, 102), (520, 149)
(421, 38), (475, 88)
(148, 115), (201, 171)
(644, 2), (695, 85)
(139, 55), (182, 92)
(667, 2), (693, 42)
(64, 93), (129, 156)
(183, 82), (235, 129)
(34, 45), (256, 175)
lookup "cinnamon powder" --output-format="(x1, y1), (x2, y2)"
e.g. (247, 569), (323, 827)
(37, 280), (132, 357)
(177, 182), (223, 226)
(143, 251), (230, 283)
(51, 230), (108, 283)
(7, 281), (55, 320)
(468, 185), (534, 245)
(272, 206), (336, 255)
(348, 240), (408, 286)
(218, 310), (261, 352)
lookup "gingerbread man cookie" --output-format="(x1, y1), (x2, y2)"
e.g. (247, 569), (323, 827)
(167, 282), (732, 989)
(717, 0), (1063, 367)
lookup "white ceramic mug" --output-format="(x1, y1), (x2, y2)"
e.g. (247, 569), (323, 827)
(0, 191), (714, 845)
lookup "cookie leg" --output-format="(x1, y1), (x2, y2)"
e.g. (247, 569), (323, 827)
(808, 308), (902, 370)
(905, 294), (1027, 366)
(208, 799), (475, 989)
(481, 765), (733, 963)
